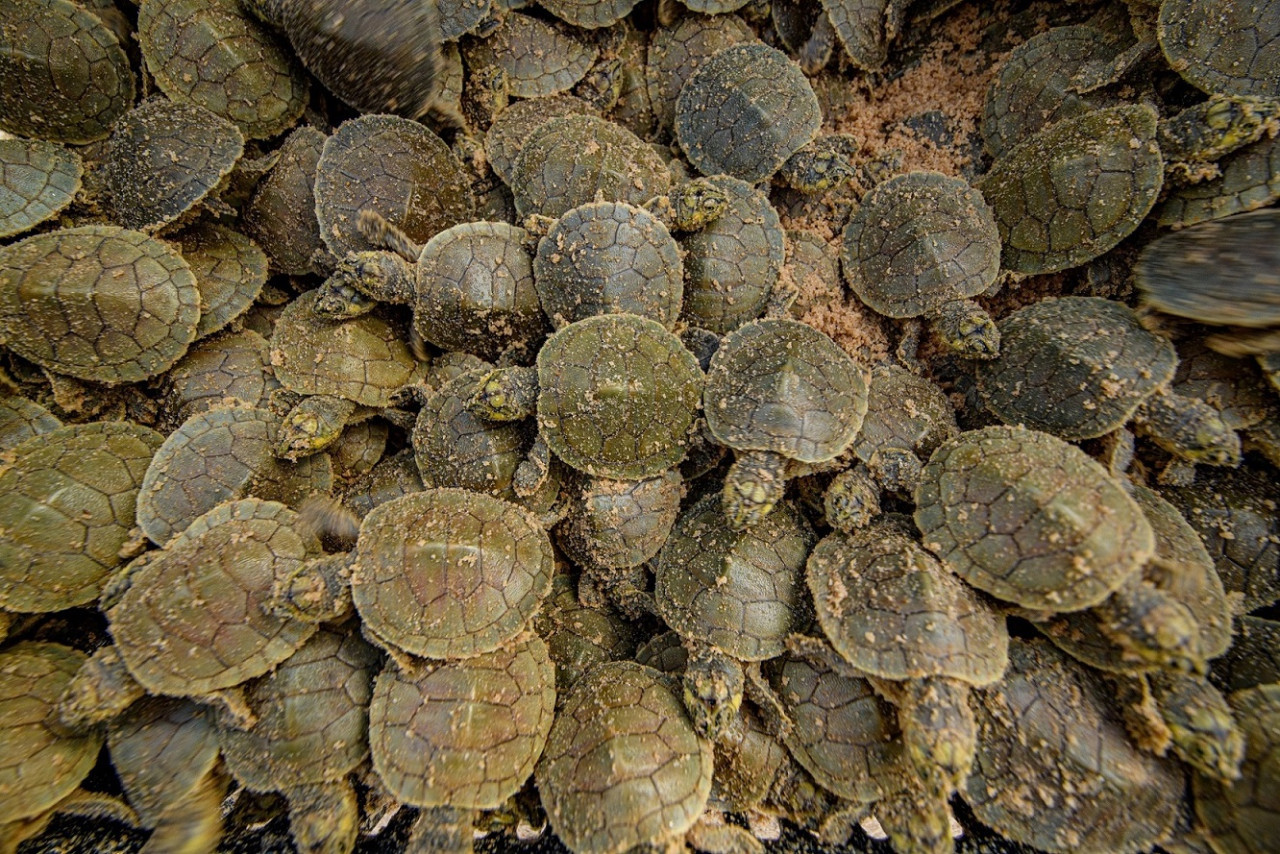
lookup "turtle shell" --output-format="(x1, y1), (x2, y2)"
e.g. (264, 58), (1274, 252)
(0, 422), (162, 613)
(979, 104), (1163, 274)
(1158, 134), (1280, 228)
(852, 364), (957, 468)
(964, 639), (1184, 854)
(0, 393), (60, 452)
(807, 525), (1009, 685)
(915, 426), (1155, 612)
(841, 171), (1000, 319)
(460, 12), (596, 99)
(244, 125), (328, 276)
(675, 43), (822, 185)
(0, 0), (136, 143)
(349, 489), (554, 660)
(559, 470), (683, 571)
(0, 225), (201, 384)
(0, 137), (82, 239)
(0, 643), (103, 824)
(271, 290), (425, 408)
(108, 498), (321, 698)
(978, 297), (1178, 440)
(138, 0), (308, 139)
(533, 573), (637, 692)
(704, 318), (868, 463)
(370, 634), (555, 809)
(536, 313), (703, 480)
(535, 200), (684, 330)
(538, 0), (639, 29)
(483, 94), (599, 185)
(314, 114), (473, 258)
(1136, 209), (1280, 328)
(535, 660), (713, 854)
(1194, 683), (1280, 854)
(173, 222), (268, 340)
(159, 329), (281, 427)
(104, 99), (246, 233)
(1158, 0), (1280, 99)
(655, 494), (815, 662)
(106, 698), (219, 829)
(1211, 616), (1280, 694)
(645, 13), (755, 135)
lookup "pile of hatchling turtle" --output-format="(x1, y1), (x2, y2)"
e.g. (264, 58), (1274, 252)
(3, 0), (1280, 851)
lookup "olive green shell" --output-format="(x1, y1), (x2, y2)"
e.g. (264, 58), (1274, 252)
(511, 114), (672, 219)
(412, 370), (531, 500)
(704, 318), (868, 463)
(0, 226), (201, 384)
(766, 652), (909, 803)
(536, 314), (703, 480)
(138, 0), (308, 139)
(271, 290), (425, 408)
(136, 405), (333, 546)
(108, 498), (321, 697)
(1136, 209), (1280, 328)
(461, 12), (596, 99)
(343, 449), (425, 520)
(104, 99), (246, 233)
(244, 126), (327, 276)
(371, 634), (555, 809)
(853, 364), (957, 467)
(679, 175), (785, 334)
(1041, 484), (1231, 672)
(915, 426), (1155, 611)
(533, 574), (637, 691)
(1194, 683), (1280, 854)
(980, 104), (1163, 274)
(219, 626), (378, 791)
(538, 0), (638, 29)
(655, 494), (815, 661)
(314, 114), (473, 258)
(159, 329), (281, 428)
(483, 94), (599, 185)
(842, 171), (1001, 318)
(349, 489), (553, 660)
(0, 393), (60, 452)
(0, 643), (103, 824)
(0, 137), (82, 239)
(645, 13), (756, 135)
(437, 0), (490, 40)
(536, 660), (714, 854)
(559, 470), (683, 571)
(106, 698), (219, 829)
(675, 43), (822, 185)
(1161, 466), (1280, 614)
(807, 526), (1009, 684)
(1159, 133), (1280, 228)
(535, 201), (683, 330)
(964, 640), (1185, 854)
(173, 222), (268, 340)
(980, 25), (1124, 159)
(414, 221), (546, 360)
(328, 419), (388, 479)
(978, 297), (1177, 440)
(1158, 0), (1280, 99)
(0, 422), (162, 613)
(819, 0), (896, 71)
(0, 0), (136, 143)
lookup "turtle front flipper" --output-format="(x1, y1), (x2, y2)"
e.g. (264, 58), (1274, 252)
(1133, 387), (1242, 468)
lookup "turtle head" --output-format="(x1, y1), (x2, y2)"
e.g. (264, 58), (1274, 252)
(668, 179), (729, 231)
(868, 447), (923, 495)
(1165, 696), (1245, 783)
(823, 468), (880, 532)
(723, 451), (787, 531)
(900, 679), (978, 786)
(934, 300), (1001, 360)
(277, 396), (355, 460)
(314, 276), (378, 320)
(466, 367), (538, 421)
(682, 648), (744, 742)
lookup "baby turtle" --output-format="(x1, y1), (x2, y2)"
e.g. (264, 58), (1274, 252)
(461, 12), (597, 100)
(470, 313), (704, 481)
(1158, 0), (1280, 99)
(0, 421), (162, 614)
(103, 98), (246, 233)
(842, 171), (1002, 359)
(0, 225), (202, 385)
(0, 0), (136, 143)
(158, 329), (281, 428)
(533, 573), (638, 691)
(137, 0), (308, 139)
(1193, 683), (1280, 854)
(0, 137), (82, 239)
(644, 13), (756, 135)
(243, 126), (328, 276)
(244, 0), (445, 118)
(1158, 132), (1280, 228)
(801, 518), (1009, 787)
(704, 318), (868, 530)
(977, 297), (1241, 467)
(963, 639), (1185, 854)
(655, 492), (816, 740)
(675, 43), (854, 191)
(172, 222), (268, 340)
(535, 660), (713, 854)
(0, 393), (60, 452)
(979, 104), (1163, 274)
(483, 94), (599, 185)
(277, 489), (554, 662)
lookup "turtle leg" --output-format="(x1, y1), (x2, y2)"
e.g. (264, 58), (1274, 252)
(823, 466), (881, 532)
(885, 677), (977, 788)
(513, 434), (551, 499)
(867, 446), (922, 495)
(1133, 386), (1241, 468)
(1148, 670), (1244, 784)
(723, 450), (789, 531)
(356, 209), (423, 262)
(896, 320), (925, 370)
(141, 770), (226, 854)
(585, 565), (657, 621)
(743, 662), (793, 740)
(284, 780), (360, 854)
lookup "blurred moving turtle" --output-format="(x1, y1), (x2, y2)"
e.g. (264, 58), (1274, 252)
(1193, 683), (1280, 854)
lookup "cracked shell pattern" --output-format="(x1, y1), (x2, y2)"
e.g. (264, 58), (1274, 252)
(0, 225), (201, 385)
(350, 489), (554, 660)
(1158, 0), (1280, 99)
(0, 137), (82, 239)
(107, 698), (219, 828)
(644, 13), (755, 135)
(914, 425), (1155, 612)
(0, 422), (162, 613)
(483, 94), (598, 186)
(1159, 133), (1280, 228)
(536, 660), (713, 854)
(159, 329), (281, 429)
(461, 13), (597, 99)
(371, 634), (555, 809)
(0, 393), (60, 453)
(559, 470), (683, 571)
(108, 498), (321, 697)
(173, 222), (269, 340)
